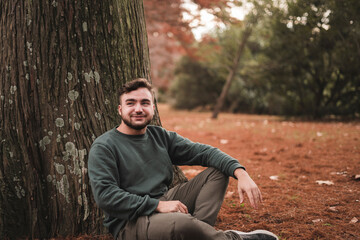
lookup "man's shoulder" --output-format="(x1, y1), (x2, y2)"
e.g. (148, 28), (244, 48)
(147, 125), (165, 132)
(147, 125), (180, 143)
(92, 128), (117, 146)
(147, 125), (171, 137)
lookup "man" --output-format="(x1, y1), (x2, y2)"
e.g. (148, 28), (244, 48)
(88, 78), (278, 240)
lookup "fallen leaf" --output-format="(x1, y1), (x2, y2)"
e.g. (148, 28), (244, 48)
(316, 180), (334, 186)
(270, 176), (279, 181)
(225, 191), (234, 198)
(220, 139), (228, 144)
(330, 171), (347, 176)
(316, 132), (323, 137)
(349, 217), (358, 224)
(312, 219), (323, 223)
(328, 207), (338, 212)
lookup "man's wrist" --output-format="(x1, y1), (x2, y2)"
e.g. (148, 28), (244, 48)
(234, 168), (247, 179)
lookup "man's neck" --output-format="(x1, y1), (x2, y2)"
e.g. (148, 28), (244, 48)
(116, 123), (147, 135)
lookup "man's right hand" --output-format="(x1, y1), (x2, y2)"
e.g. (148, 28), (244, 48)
(155, 200), (188, 214)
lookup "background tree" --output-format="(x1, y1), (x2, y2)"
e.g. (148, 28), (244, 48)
(170, 25), (261, 112)
(211, 25), (252, 119)
(260, 0), (360, 117)
(0, 0), (185, 238)
(144, 0), (194, 91)
(171, 55), (224, 110)
(170, 0), (272, 114)
(143, 0), (238, 92)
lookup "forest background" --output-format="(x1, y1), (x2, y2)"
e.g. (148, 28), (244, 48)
(147, 0), (359, 119)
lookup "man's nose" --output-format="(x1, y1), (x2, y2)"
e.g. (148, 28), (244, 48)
(134, 103), (143, 112)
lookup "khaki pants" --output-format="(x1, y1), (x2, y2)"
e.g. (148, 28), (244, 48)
(117, 168), (241, 240)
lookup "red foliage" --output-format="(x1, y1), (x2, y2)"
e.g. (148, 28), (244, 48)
(143, 0), (234, 89)
(144, 0), (194, 89)
(193, 0), (229, 9)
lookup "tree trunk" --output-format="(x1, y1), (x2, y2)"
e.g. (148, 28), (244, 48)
(211, 27), (252, 119)
(0, 0), (185, 238)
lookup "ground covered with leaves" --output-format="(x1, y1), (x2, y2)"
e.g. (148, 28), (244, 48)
(59, 104), (359, 240)
(159, 104), (360, 240)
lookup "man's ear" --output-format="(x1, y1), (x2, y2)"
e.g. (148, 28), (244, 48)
(118, 104), (122, 116)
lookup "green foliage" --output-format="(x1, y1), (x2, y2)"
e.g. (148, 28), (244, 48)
(171, 24), (269, 113)
(261, 0), (360, 117)
(170, 56), (224, 109)
(171, 0), (360, 118)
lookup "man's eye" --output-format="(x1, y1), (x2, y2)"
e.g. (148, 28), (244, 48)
(127, 102), (134, 106)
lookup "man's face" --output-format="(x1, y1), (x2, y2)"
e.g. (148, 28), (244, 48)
(118, 88), (155, 131)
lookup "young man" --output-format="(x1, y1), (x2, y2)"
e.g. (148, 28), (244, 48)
(88, 78), (278, 240)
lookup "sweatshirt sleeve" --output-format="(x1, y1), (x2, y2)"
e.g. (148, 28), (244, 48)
(166, 131), (245, 178)
(88, 143), (159, 221)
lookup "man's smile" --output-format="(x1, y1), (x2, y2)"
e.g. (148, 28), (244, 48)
(131, 115), (146, 120)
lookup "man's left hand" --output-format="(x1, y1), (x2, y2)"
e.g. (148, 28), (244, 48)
(234, 168), (262, 209)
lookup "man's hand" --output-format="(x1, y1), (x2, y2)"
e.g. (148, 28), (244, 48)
(155, 200), (188, 214)
(234, 168), (262, 209)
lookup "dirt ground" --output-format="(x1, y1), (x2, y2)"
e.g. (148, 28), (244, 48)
(61, 104), (359, 240)
(158, 104), (360, 240)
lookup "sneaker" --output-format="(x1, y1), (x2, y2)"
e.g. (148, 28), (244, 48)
(226, 229), (279, 240)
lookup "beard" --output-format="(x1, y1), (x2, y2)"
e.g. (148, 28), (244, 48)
(121, 115), (152, 130)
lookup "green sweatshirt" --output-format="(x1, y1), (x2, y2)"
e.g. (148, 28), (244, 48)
(88, 126), (243, 238)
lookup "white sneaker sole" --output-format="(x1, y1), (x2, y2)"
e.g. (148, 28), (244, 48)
(226, 229), (279, 240)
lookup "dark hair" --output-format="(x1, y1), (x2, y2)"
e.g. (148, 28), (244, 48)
(119, 78), (153, 102)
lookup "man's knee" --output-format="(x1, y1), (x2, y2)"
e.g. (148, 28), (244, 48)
(148, 213), (207, 240)
(172, 214), (206, 239)
(206, 167), (229, 186)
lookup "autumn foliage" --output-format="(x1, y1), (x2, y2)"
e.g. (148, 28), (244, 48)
(143, 0), (235, 90)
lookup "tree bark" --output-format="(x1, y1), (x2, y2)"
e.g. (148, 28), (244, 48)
(211, 27), (252, 119)
(0, 0), (186, 238)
